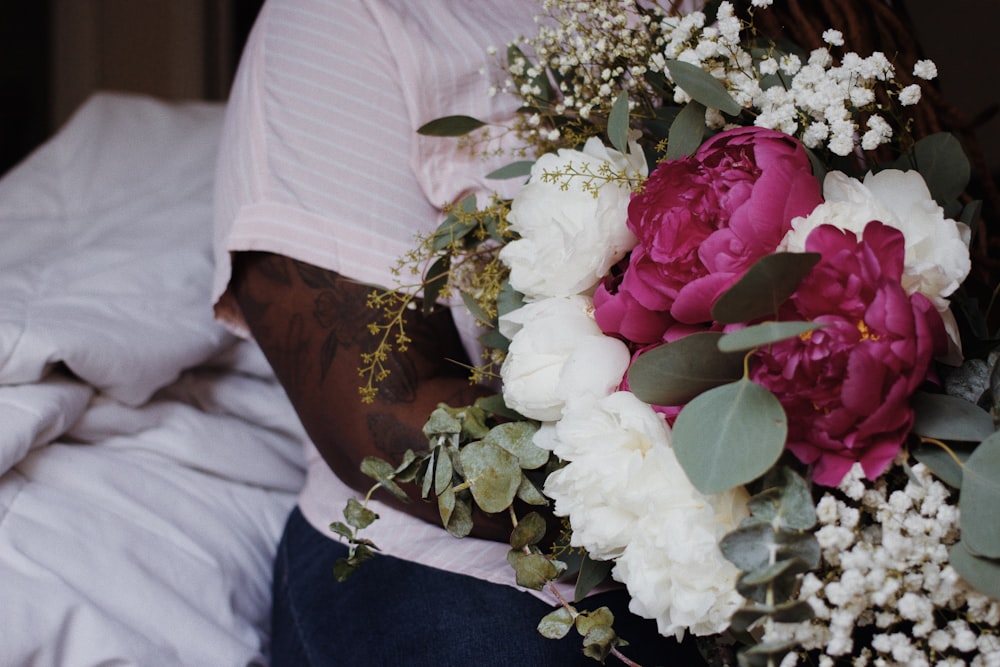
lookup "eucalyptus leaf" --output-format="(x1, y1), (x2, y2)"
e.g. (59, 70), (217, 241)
(459, 441), (522, 513)
(958, 432), (1000, 558)
(672, 379), (787, 494)
(893, 132), (970, 205)
(437, 483), (455, 527)
(737, 640), (800, 667)
(486, 160), (535, 180)
(718, 321), (825, 353)
(478, 326), (510, 353)
(417, 115), (487, 137)
(516, 474), (549, 506)
(949, 540), (1000, 600)
(667, 100), (706, 160)
(575, 554), (614, 603)
(510, 511), (548, 550)
(736, 560), (805, 603)
(627, 333), (745, 406)
(537, 607), (575, 639)
(344, 498), (378, 530)
(496, 282), (526, 319)
(485, 421), (547, 469)
(461, 291), (492, 326)
(720, 522), (775, 573)
(444, 495), (473, 538)
(328, 521), (354, 541)
(911, 391), (995, 442)
(607, 90), (631, 153)
(422, 407), (463, 437)
(421, 256), (450, 315)
(475, 393), (526, 422)
(575, 606), (615, 637)
(665, 59), (742, 115)
(511, 551), (559, 590)
(912, 439), (976, 489)
(433, 447), (453, 496)
(360, 456), (409, 503)
(730, 602), (814, 634)
(746, 467), (817, 531)
(711, 253), (821, 324)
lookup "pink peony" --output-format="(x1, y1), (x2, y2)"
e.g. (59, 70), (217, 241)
(595, 126), (821, 344)
(750, 222), (946, 486)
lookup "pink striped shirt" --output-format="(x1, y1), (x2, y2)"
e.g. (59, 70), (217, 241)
(212, 0), (561, 598)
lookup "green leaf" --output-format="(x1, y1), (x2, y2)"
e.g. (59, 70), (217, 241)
(486, 160), (535, 180)
(718, 321), (825, 353)
(328, 521), (354, 541)
(360, 457), (409, 503)
(437, 483), (455, 526)
(607, 90), (631, 153)
(433, 447), (453, 496)
(672, 379), (787, 494)
(417, 115), (486, 137)
(421, 256), (450, 315)
(959, 432), (1000, 558)
(510, 511), (548, 550)
(461, 290), (492, 326)
(423, 407), (463, 437)
(516, 474), (549, 506)
(949, 540), (1000, 600)
(665, 59), (742, 115)
(746, 467), (817, 531)
(537, 606), (575, 639)
(626, 332), (745, 406)
(344, 498), (378, 530)
(911, 439), (973, 489)
(911, 392), (995, 442)
(730, 601), (814, 634)
(475, 393), (525, 421)
(575, 554), (613, 602)
(712, 253), (821, 324)
(444, 495), (473, 538)
(666, 100), (706, 160)
(738, 640), (801, 667)
(510, 551), (560, 590)
(893, 132), (970, 205)
(485, 421), (547, 469)
(496, 281), (526, 319)
(459, 441), (522, 513)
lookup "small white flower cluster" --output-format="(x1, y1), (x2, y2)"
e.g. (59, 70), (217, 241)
(765, 462), (1000, 666)
(499, 0), (938, 158)
(647, 2), (939, 156)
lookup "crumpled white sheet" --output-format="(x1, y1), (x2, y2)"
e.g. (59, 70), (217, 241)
(0, 93), (307, 666)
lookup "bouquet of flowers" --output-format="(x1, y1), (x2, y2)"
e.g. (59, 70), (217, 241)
(338, 1), (1000, 665)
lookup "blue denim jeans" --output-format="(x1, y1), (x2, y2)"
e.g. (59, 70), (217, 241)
(270, 507), (708, 666)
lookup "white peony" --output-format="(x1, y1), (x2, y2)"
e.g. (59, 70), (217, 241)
(537, 392), (748, 637)
(499, 137), (646, 300)
(779, 169), (971, 313)
(498, 295), (629, 422)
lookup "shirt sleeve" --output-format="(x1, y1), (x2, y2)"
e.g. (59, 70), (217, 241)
(211, 0), (537, 334)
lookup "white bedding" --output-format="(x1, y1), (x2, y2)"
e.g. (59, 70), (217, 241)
(0, 93), (307, 666)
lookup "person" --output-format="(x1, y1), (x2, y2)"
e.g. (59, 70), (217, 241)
(211, 0), (709, 665)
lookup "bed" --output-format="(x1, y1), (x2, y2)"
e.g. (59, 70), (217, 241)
(0, 92), (307, 666)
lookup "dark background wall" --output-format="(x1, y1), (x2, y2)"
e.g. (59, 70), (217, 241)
(0, 0), (263, 177)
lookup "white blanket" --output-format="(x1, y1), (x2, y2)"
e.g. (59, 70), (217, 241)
(0, 93), (307, 666)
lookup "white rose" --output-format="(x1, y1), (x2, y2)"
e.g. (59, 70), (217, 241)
(780, 169), (971, 312)
(538, 392), (749, 637)
(536, 392), (675, 559)
(499, 137), (646, 300)
(498, 296), (629, 422)
(613, 460), (748, 639)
